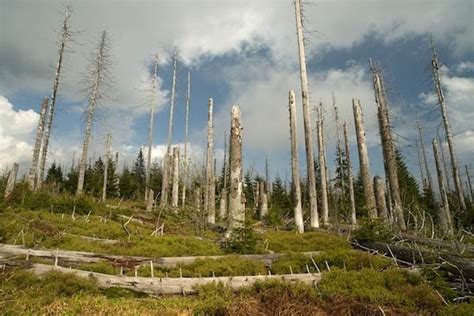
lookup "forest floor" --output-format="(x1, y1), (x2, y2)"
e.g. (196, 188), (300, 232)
(0, 193), (473, 315)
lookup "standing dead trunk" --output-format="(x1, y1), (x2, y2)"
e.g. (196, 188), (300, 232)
(219, 135), (228, 220)
(431, 40), (466, 213)
(145, 55), (159, 201)
(182, 71), (191, 206)
(77, 31), (110, 196)
(416, 140), (426, 190)
(294, 0), (318, 228)
(417, 113), (433, 192)
(438, 132), (451, 193)
(4, 163), (19, 199)
(352, 98), (376, 218)
(317, 102), (329, 225)
(370, 62), (406, 231)
(161, 52), (178, 208)
(433, 139), (454, 236)
(28, 97), (49, 191)
(102, 132), (111, 202)
(258, 180), (268, 219)
(171, 146), (180, 208)
(205, 98), (215, 224)
(226, 105), (244, 234)
(333, 93), (345, 197)
(38, 6), (72, 188)
(343, 122), (356, 225)
(373, 176), (388, 220)
(146, 189), (154, 212)
(289, 90), (304, 233)
(466, 165), (473, 203)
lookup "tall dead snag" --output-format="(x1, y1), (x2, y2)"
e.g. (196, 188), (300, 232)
(433, 139), (454, 236)
(333, 93), (345, 195)
(438, 132), (451, 193)
(182, 71), (191, 206)
(145, 54), (159, 201)
(227, 105), (244, 233)
(416, 140), (426, 189)
(316, 102), (329, 225)
(289, 91), (304, 233)
(102, 132), (111, 202)
(77, 31), (111, 196)
(417, 113), (433, 192)
(4, 163), (19, 199)
(205, 98), (216, 224)
(28, 97), (49, 190)
(219, 134), (228, 219)
(431, 41), (466, 212)
(171, 146), (180, 208)
(294, 0), (319, 228)
(466, 165), (473, 203)
(258, 180), (268, 219)
(146, 189), (154, 212)
(352, 99), (377, 218)
(370, 62), (406, 231)
(373, 176), (388, 220)
(38, 6), (72, 188)
(343, 122), (356, 225)
(161, 51), (178, 208)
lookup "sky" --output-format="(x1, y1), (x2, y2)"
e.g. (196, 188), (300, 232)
(0, 0), (473, 188)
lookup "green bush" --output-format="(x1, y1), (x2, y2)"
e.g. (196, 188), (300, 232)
(222, 226), (258, 254)
(352, 218), (392, 243)
(262, 230), (350, 253)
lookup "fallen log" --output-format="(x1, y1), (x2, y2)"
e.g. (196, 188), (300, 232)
(397, 233), (474, 256)
(30, 263), (322, 295)
(0, 244), (321, 268)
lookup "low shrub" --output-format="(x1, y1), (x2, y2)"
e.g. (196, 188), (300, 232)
(352, 218), (392, 243)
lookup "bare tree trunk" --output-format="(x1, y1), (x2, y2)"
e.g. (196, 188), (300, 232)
(431, 41), (466, 212)
(102, 132), (111, 202)
(466, 165), (473, 203)
(226, 105), (244, 234)
(145, 55), (159, 201)
(333, 93), (345, 196)
(370, 62), (406, 231)
(219, 134), (228, 220)
(433, 139), (454, 236)
(38, 6), (72, 189)
(77, 31), (110, 196)
(438, 132), (451, 193)
(417, 113), (433, 192)
(4, 163), (19, 199)
(182, 71), (191, 206)
(265, 156), (271, 199)
(171, 146), (180, 208)
(258, 180), (268, 219)
(352, 98), (376, 218)
(289, 90), (304, 233)
(294, 0), (318, 228)
(146, 189), (154, 212)
(161, 52), (178, 208)
(373, 176), (388, 220)
(343, 122), (356, 225)
(317, 102), (329, 226)
(28, 97), (49, 190)
(205, 98), (215, 224)
(416, 140), (426, 190)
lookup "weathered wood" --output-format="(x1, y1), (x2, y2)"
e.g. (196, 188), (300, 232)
(4, 163), (19, 199)
(28, 97), (49, 190)
(102, 132), (112, 202)
(205, 98), (215, 224)
(171, 146), (180, 208)
(182, 71), (191, 206)
(352, 99), (376, 218)
(289, 91), (304, 233)
(146, 189), (154, 212)
(373, 176), (388, 220)
(417, 113), (433, 193)
(145, 55), (159, 202)
(294, 0), (318, 228)
(317, 102), (329, 226)
(466, 165), (473, 203)
(343, 122), (356, 225)
(398, 233), (474, 255)
(227, 106), (244, 233)
(258, 180), (268, 219)
(31, 263), (322, 295)
(433, 139), (454, 235)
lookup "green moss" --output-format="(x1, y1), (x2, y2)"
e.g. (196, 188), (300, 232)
(439, 302), (474, 316)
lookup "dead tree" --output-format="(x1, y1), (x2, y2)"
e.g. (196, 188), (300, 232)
(317, 102), (329, 225)
(258, 180), (268, 219)
(289, 91), (304, 233)
(373, 176), (388, 220)
(171, 146), (180, 208)
(77, 31), (111, 196)
(417, 113), (433, 192)
(145, 54), (159, 201)
(160, 51), (177, 208)
(102, 132), (111, 202)
(294, 0), (319, 228)
(370, 61), (406, 231)
(4, 163), (19, 199)
(38, 6), (72, 188)
(352, 98), (376, 218)
(28, 97), (49, 190)
(416, 140), (426, 190)
(219, 134), (228, 219)
(333, 93), (345, 195)
(182, 71), (191, 206)
(438, 132), (451, 193)
(466, 165), (473, 203)
(431, 40), (466, 212)
(226, 105), (244, 234)
(343, 122), (356, 225)
(205, 98), (216, 224)
(433, 139), (454, 236)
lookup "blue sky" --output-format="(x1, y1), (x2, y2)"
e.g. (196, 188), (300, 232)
(1, 0), (473, 189)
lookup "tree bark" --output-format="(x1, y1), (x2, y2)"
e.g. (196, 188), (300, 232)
(352, 99), (376, 218)
(145, 55), (159, 201)
(417, 113), (433, 192)
(289, 91), (304, 233)
(102, 132), (111, 202)
(227, 106), (244, 233)
(433, 139), (454, 236)
(28, 97), (49, 191)
(466, 165), (473, 203)
(294, 0), (318, 228)
(317, 102), (329, 226)
(4, 163), (19, 199)
(206, 98), (215, 224)
(258, 180), (268, 219)
(373, 176), (388, 220)
(343, 122), (356, 225)
(171, 147), (180, 208)
(219, 134), (228, 220)
(146, 189), (154, 212)
(182, 71), (191, 206)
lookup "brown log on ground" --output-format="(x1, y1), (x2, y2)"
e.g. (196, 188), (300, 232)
(31, 263), (322, 295)
(4, 163), (19, 199)
(373, 176), (388, 220)
(397, 233), (474, 255)
(352, 99), (376, 218)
